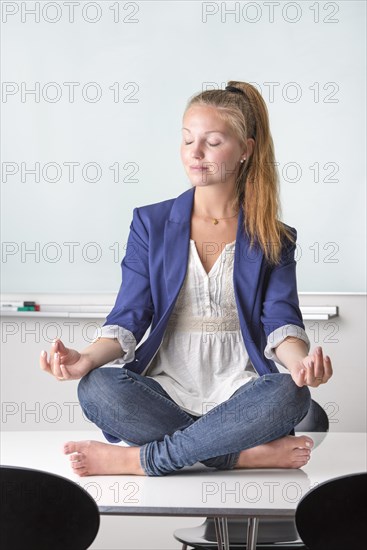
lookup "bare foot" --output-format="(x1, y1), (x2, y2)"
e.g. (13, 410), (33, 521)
(63, 440), (146, 476)
(233, 435), (314, 469)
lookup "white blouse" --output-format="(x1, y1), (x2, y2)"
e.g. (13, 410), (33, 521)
(143, 239), (258, 416)
(93, 239), (311, 417)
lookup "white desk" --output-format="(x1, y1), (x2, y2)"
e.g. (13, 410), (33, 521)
(1, 431), (366, 550)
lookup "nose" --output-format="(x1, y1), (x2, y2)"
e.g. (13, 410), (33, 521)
(190, 144), (204, 159)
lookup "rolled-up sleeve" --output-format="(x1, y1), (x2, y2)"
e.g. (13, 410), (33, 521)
(264, 323), (311, 367)
(92, 324), (137, 366)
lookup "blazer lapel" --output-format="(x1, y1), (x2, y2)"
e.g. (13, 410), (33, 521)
(233, 205), (264, 322)
(164, 187), (194, 303)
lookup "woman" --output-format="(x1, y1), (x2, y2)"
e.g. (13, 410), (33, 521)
(40, 81), (333, 477)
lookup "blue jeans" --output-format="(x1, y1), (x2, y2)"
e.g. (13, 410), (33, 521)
(77, 367), (311, 477)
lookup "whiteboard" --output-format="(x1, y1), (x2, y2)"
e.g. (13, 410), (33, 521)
(1, 0), (365, 294)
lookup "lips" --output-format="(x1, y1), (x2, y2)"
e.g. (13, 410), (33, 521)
(190, 166), (208, 170)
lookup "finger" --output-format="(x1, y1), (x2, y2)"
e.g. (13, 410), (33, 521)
(323, 355), (333, 382)
(60, 364), (72, 380)
(54, 338), (68, 353)
(298, 368), (307, 387)
(306, 361), (316, 386)
(40, 350), (52, 374)
(53, 339), (70, 370)
(52, 351), (63, 379)
(49, 340), (58, 366)
(293, 365), (306, 387)
(302, 354), (313, 369)
(314, 347), (325, 380)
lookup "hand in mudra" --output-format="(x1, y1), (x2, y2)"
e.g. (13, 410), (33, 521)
(291, 346), (333, 388)
(40, 338), (93, 381)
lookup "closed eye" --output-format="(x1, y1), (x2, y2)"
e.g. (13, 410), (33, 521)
(184, 142), (220, 147)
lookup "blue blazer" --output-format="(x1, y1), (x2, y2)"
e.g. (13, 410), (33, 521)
(104, 186), (305, 377)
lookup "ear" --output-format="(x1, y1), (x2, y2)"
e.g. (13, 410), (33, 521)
(246, 138), (255, 158)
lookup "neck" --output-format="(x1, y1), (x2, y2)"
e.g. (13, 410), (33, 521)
(192, 184), (238, 218)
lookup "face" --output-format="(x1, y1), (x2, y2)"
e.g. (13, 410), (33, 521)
(180, 105), (252, 189)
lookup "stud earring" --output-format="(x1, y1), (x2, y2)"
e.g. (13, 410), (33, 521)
(240, 157), (246, 163)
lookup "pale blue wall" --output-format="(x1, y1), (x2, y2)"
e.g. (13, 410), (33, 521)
(2, 1), (365, 293)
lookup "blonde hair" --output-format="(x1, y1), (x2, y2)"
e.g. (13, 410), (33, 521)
(184, 81), (295, 265)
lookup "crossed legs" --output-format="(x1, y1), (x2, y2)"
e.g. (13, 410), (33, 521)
(64, 367), (312, 476)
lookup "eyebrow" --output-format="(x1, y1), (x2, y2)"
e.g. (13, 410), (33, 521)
(181, 127), (225, 135)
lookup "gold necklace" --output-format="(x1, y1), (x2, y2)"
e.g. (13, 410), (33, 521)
(196, 210), (239, 225)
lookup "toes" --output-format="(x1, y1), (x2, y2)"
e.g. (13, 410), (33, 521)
(291, 457), (309, 467)
(63, 441), (79, 454)
(69, 451), (85, 462)
(70, 455), (86, 468)
(292, 449), (311, 466)
(64, 440), (94, 477)
(64, 440), (91, 454)
(294, 449), (311, 458)
(296, 435), (314, 449)
(71, 461), (86, 471)
(292, 454), (311, 467)
(69, 453), (88, 475)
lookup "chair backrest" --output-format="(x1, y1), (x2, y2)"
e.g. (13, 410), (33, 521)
(0, 465), (100, 550)
(296, 472), (367, 550)
(294, 399), (329, 432)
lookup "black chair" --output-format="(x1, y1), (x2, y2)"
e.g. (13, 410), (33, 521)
(0, 465), (100, 550)
(174, 399), (329, 550)
(296, 472), (367, 550)
(293, 399), (329, 433)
